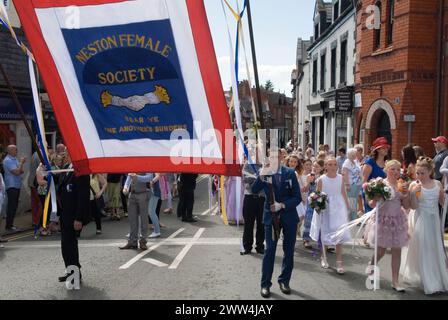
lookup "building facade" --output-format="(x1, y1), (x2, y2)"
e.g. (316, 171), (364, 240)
(295, 0), (357, 153)
(227, 80), (293, 148)
(292, 38), (312, 149)
(355, 0), (448, 159)
(1, 2), (60, 214)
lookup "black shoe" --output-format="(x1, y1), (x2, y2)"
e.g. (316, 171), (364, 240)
(58, 271), (82, 283)
(240, 249), (252, 255)
(279, 282), (291, 295)
(260, 287), (270, 298)
(256, 248), (265, 254)
(0, 237), (8, 243)
(58, 273), (70, 282)
(182, 218), (198, 223)
(120, 243), (138, 250)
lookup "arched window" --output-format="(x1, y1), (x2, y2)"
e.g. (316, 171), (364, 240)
(374, 1), (382, 50)
(386, 0), (394, 45)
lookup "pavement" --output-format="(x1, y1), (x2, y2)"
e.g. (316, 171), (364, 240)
(0, 176), (448, 300)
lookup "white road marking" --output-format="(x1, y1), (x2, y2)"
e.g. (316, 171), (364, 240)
(142, 258), (168, 267)
(169, 228), (205, 269)
(201, 205), (219, 216)
(119, 228), (185, 270)
(8, 238), (448, 251)
(197, 175), (208, 184)
(211, 206), (219, 216)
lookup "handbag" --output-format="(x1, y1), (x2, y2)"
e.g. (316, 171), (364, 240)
(90, 186), (105, 211)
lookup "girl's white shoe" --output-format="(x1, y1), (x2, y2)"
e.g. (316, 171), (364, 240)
(336, 261), (345, 275)
(321, 258), (329, 269)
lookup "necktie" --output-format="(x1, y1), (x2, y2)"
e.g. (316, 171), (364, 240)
(274, 173), (281, 188)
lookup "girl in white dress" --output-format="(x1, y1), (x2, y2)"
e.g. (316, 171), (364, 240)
(401, 157), (448, 294)
(310, 157), (351, 274)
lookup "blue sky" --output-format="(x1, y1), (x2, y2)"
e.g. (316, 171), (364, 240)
(204, 0), (315, 97)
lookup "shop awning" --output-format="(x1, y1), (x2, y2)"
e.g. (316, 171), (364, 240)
(0, 96), (34, 121)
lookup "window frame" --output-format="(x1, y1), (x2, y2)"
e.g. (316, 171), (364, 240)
(320, 53), (326, 91)
(386, 0), (394, 46)
(331, 46), (337, 88)
(340, 39), (347, 85)
(312, 58), (318, 94)
(374, 1), (382, 50)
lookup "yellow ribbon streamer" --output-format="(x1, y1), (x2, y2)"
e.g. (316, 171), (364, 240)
(222, 0), (241, 21)
(42, 190), (51, 229)
(220, 176), (229, 226)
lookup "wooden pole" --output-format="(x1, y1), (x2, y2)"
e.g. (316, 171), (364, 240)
(0, 63), (45, 163)
(246, 0), (265, 130)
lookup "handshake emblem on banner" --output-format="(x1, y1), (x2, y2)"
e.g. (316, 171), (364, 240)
(101, 85), (171, 112)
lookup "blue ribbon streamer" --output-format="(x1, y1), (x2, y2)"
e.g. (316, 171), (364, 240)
(233, 0), (259, 174)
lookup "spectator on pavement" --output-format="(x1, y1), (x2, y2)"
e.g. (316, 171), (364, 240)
(106, 174), (123, 220)
(305, 148), (315, 162)
(28, 147), (42, 230)
(177, 173), (198, 223)
(342, 148), (362, 221)
(432, 136), (448, 182)
(90, 174), (107, 234)
(413, 145), (425, 159)
(120, 173), (151, 251)
(0, 171), (6, 245)
(354, 144), (366, 166)
(56, 143), (66, 155)
(336, 147), (347, 174)
(3, 145), (26, 231)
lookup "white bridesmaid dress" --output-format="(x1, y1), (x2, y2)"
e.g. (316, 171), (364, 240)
(401, 184), (448, 294)
(310, 175), (351, 245)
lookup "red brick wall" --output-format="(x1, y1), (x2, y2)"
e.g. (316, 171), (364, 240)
(355, 0), (441, 159)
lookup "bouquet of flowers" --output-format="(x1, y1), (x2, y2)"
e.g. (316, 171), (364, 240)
(363, 177), (392, 201)
(308, 191), (328, 214)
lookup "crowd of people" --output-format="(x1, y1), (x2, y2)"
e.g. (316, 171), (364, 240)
(0, 144), (201, 254)
(242, 136), (448, 297)
(1, 135), (447, 295)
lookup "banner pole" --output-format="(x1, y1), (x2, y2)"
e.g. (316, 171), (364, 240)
(246, 0), (265, 131)
(0, 63), (45, 163)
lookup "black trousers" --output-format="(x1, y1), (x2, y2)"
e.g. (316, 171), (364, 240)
(120, 189), (128, 213)
(6, 188), (20, 228)
(60, 213), (80, 269)
(177, 189), (194, 219)
(242, 195), (265, 251)
(90, 200), (102, 230)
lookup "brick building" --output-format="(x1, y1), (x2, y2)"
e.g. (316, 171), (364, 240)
(354, 0), (448, 159)
(227, 80), (294, 147)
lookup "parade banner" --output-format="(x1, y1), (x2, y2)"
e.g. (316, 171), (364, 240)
(12, 0), (240, 175)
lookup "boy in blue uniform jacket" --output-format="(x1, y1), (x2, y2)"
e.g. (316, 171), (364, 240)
(252, 151), (301, 298)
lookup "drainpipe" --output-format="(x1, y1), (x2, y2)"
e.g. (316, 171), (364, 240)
(436, 0), (445, 136)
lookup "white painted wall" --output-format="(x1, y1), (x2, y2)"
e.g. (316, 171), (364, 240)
(298, 61), (311, 149)
(309, 10), (356, 108)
